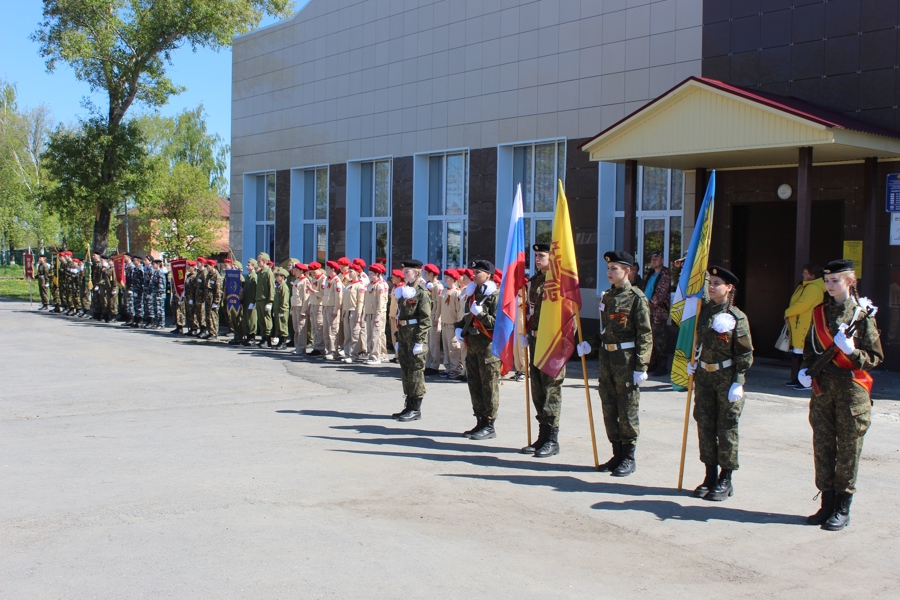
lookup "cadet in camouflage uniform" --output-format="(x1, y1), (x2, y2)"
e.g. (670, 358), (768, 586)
(122, 255), (135, 325)
(240, 258), (259, 346)
(455, 259), (501, 440)
(390, 259), (432, 422)
(105, 258), (120, 322)
(521, 243), (565, 457)
(90, 253), (103, 319)
(685, 267), (754, 502)
(594, 251), (652, 477)
(74, 258), (87, 316)
(130, 256), (145, 328)
(184, 260), (198, 334)
(170, 260), (187, 334)
(799, 259), (883, 531)
(255, 253), (276, 347)
(193, 258), (207, 335)
(96, 256), (112, 321)
(201, 259), (222, 339)
(37, 255), (51, 309)
(155, 260), (168, 328)
(140, 256), (155, 328)
(51, 253), (61, 312)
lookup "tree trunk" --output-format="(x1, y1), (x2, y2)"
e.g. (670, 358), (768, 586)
(93, 204), (111, 254)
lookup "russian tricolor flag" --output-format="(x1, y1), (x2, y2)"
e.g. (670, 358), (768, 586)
(492, 184), (527, 372)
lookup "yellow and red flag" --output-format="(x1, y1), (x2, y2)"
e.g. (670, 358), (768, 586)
(534, 180), (582, 378)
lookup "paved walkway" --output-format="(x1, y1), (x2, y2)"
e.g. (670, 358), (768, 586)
(2, 299), (898, 598)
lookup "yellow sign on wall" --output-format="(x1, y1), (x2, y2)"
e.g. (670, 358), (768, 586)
(843, 240), (863, 280)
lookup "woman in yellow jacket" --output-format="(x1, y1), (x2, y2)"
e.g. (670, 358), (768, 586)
(784, 263), (826, 389)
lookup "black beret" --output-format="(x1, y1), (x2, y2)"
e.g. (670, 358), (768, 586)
(650, 250), (662, 258)
(533, 242), (550, 253)
(470, 259), (495, 273)
(603, 250), (634, 267)
(708, 265), (739, 285)
(100, 254), (109, 260)
(400, 259), (423, 269)
(822, 259), (854, 274)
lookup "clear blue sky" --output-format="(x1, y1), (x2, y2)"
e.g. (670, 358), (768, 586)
(0, 1), (305, 196)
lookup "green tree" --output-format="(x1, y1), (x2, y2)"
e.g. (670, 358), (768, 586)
(32, 0), (294, 253)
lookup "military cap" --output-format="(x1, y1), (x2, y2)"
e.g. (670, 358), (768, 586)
(187, 260), (197, 267)
(391, 269), (404, 278)
(353, 258), (367, 268)
(307, 261), (322, 270)
(337, 257), (351, 266)
(376, 256), (387, 264)
(293, 262), (307, 271)
(247, 258), (258, 267)
(462, 268), (474, 280)
(207, 259), (217, 267)
(708, 265), (739, 285)
(651, 250), (662, 258)
(348, 263), (362, 273)
(822, 259), (854, 274)
(224, 258), (233, 265)
(370, 263), (385, 275)
(443, 268), (460, 279)
(604, 250), (634, 267)
(73, 258), (82, 263)
(153, 258), (163, 264)
(197, 257), (207, 264)
(326, 260), (340, 270)
(470, 259), (495, 273)
(277, 267), (290, 277)
(258, 252), (271, 262)
(533, 242), (550, 253)
(39, 253), (46, 258)
(423, 263), (440, 275)
(401, 259), (423, 269)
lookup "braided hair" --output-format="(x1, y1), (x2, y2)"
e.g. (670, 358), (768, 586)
(726, 286), (737, 310)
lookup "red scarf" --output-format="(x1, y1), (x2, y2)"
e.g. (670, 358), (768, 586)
(811, 305), (873, 394)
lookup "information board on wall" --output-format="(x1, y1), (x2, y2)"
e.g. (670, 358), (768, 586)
(843, 240), (863, 280)
(891, 213), (900, 246)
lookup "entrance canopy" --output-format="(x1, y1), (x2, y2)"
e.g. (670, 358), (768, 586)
(580, 77), (900, 169)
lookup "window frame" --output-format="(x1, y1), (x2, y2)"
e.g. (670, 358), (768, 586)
(255, 172), (276, 260)
(300, 166), (329, 263)
(512, 139), (566, 271)
(425, 151), (469, 270)
(357, 158), (392, 266)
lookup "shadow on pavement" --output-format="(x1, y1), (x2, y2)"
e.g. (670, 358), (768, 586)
(330, 446), (598, 472)
(276, 409), (392, 420)
(589, 498), (804, 525)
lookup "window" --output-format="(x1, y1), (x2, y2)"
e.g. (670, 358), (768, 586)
(612, 166), (684, 277)
(426, 152), (468, 269)
(255, 173), (276, 259)
(302, 167), (329, 263)
(359, 160), (391, 265)
(513, 141), (565, 270)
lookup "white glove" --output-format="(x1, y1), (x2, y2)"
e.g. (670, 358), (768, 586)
(686, 360), (697, 376)
(189, 300), (194, 305)
(93, 286), (99, 292)
(834, 325), (855, 355)
(470, 303), (483, 316)
(265, 303), (272, 312)
(211, 304), (218, 310)
(248, 303), (255, 310)
(798, 368), (812, 388)
(727, 383), (743, 403)
(394, 342), (399, 354)
(519, 334), (530, 347)
(455, 328), (464, 343)
(426, 282), (433, 290)
(633, 371), (648, 386)
(44, 283), (49, 288)
(576, 341), (591, 357)
(412, 343), (424, 355)
(161, 267), (168, 274)
(393, 287), (403, 299)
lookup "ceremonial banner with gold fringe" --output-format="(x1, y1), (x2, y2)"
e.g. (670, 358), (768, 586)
(533, 180), (582, 378)
(225, 269), (242, 314)
(670, 171), (716, 391)
(111, 254), (127, 285)
(170, 259), (187, 298)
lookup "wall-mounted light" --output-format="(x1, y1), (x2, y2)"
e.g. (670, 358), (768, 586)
(777, 184), (793, 200)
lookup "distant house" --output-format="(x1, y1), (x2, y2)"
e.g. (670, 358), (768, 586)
(115, 198), (231, 259)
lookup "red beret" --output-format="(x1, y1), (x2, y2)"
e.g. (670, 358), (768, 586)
(293, 262), (307, 271)
(370, 264), (385, 275)
(326, 260), (340, 270)
(208, 260), (218, 267)
(353, 257), (367, 268)
(337, 257), (351, 266)
(349, 263), (362, 273)
(308, 261), (321, 270)
(463, 268), (474, 279)
(443, 268), (459, 279)
(376, 256), (387, 264)
(73, 258), (81, 263)
(391, 269), (403, 278)
(197, 257), (207, 264)
(224, 258), (233, 264)
(187, 260), (197, 266)
(267, 261), (274, 267)
(423, 263), (440, 275)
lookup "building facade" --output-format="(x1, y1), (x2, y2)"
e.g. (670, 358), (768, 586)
(231, 0), (900, 368)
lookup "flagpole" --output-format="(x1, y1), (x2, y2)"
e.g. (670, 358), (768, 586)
(574, 312), (600, 469)
(677, 299), (701, 490)
(519, 287), (532, 445)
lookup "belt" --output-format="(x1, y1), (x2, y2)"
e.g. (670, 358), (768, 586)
(603, 341), (636, 351)
(399, 319), (418, 326)
(699, 359), (733, 372)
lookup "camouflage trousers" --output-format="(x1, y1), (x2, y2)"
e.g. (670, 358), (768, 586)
(51, 283), (59, 307)
(153, 294), (164, 326)
(107, 290), (119, 319)
(143, 293), (155, 323)
(81, 288), (90, 312)
(530, 340), (565, 427)
(809, 370), (872, 494)
(39, 282), (50, 305)
(123, 287), (134, 318)
(173, 296), (185, 327)
(397, 324), (427, 399)
(597, 347), (640, 444)
(465, 335), (501, 420)
(133, 290), (144, 320)
(205, 301), (219, 336)
(693, 369), (744, 470)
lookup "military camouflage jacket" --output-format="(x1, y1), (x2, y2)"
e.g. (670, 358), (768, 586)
(396, 282), (432, 344)
(37, 262), (51, 286)
(205, 270), (222, 304)
(456, 282), (499, 338)
(598, 281), (653, 371)
(526, 272), (545, 333)
(695, 299), (754, 385)
(802, 296), (883, 377)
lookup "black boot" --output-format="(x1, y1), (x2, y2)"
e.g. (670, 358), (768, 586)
(611, 444), (636, 477)
(392, 397), (411, 420)
(705, 468), (733, 501)
(598, 442), (623, 472)
(241, 335), (254, 347)
(397, 397), (422, 422)
(469, 419), (496, 440)
(170, 326), (181, 334)
(693, 463), (719, 498)
(521, 423), (547, 454)
(276, 339), (288, 350)
(822, 493), (852, 531)
(807, 490), (836, 525)
(464, 417), (485, 438)
(534, 426), (560, 458)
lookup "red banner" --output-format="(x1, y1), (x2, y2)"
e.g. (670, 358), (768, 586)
(24, 253), (34, 279)
(111, 254), (127, 285)
(170, 259), (187, 298)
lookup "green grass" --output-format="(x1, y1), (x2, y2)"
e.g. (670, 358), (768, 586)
(0, 264), (35, 300)
(0, 264), (25, 277)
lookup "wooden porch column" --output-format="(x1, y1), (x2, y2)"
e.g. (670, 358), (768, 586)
(862, 157), (878, 296)
(795, 147), (813, 282)
(623, 159), (638, 256)
(694, 167), (707, 220)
